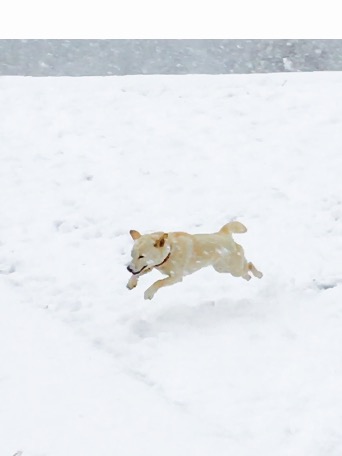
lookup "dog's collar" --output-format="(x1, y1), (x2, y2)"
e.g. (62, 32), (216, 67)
(154, 250), (171, 269)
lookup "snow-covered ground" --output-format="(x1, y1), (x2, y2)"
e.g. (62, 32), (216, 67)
(1, 72), (342, 456)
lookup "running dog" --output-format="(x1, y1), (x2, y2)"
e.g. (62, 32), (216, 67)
(127, 221), (263, 300)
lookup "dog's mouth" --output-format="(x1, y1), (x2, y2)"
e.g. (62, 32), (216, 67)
(127, 250), (171, 276)
(127, 265), (147, 275)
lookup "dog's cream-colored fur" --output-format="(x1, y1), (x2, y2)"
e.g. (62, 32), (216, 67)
(127, 221), (263, 300)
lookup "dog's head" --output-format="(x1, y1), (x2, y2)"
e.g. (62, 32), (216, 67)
(127, 229), (169, 275)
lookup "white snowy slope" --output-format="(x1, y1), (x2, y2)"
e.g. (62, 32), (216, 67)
(0, 72), (342, 456)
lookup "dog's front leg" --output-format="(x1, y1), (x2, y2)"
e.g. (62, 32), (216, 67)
(127, 274), (139, 290)
(127, 267), (152, 290)
(144, 276), (182, 300)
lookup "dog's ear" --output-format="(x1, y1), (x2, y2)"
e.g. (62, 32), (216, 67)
(130, 230), (141, 240)
(154, 233), (168, 248)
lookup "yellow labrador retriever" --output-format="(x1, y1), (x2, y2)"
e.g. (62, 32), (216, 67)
(127, 221), (263, 300)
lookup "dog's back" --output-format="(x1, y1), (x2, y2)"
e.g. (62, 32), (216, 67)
(160, 223), (246, 276)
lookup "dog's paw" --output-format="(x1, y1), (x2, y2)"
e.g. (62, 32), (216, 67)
(127, 277), (138, 290)
(243, 274), (252, 281)
(144, 287), (156, 300)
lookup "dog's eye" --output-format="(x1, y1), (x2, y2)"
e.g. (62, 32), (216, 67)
(138, 255), (144, 259)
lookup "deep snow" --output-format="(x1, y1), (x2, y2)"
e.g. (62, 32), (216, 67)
(1, 72), (342, 455)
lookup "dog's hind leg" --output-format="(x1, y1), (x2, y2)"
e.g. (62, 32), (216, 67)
(248, 262), (263, 279)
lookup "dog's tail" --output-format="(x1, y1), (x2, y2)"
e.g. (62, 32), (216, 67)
(219, 221), (247, 234)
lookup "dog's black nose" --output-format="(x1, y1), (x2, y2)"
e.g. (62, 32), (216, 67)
(127, 266), (133, 273)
